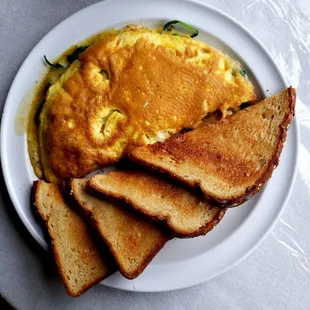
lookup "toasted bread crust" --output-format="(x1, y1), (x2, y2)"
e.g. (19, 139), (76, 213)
(89, 171), (226, 238)
(91, 185), (226, 238)
(130, 87), (296, 207)
(51, 236), (111, 297)
(211, 87), (296, 206)
(69, 179), (170, 279)
(90, 215), (169, 279)
(33, 181), (114, 297)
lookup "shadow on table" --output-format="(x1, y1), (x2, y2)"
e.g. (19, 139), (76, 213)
(0, 163), (48, 255)
(1, 294), (15, 310)
(0, 162), (60, 286)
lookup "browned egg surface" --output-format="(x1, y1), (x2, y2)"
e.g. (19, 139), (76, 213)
(29, 26), (255, 182)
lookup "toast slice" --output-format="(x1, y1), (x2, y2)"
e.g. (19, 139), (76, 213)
(89, 171), (226, 237)
(33, 180), (115, 297)
(70, 178), (170, 279)
(130, 87), (296, 207)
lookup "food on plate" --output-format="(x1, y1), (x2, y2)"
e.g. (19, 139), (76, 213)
(70, 178), (170, 279)
(89, 171), (226, 237)
(33, 180), (116, 297)
(27, 19), (296, 297)
(131, 87), (296, 207)
(36, 25), (255, 182)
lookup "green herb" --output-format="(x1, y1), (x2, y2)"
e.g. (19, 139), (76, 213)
(43, 55), (64, 69)
(35, 82), (51, 126)
(239, 69), (246, 77)
(67, 46), (89, 63)
(163, 20), (199, 38)
(34, 100), (45, 126)
(232, 69), (237, 77)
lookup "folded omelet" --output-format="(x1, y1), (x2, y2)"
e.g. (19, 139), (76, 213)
(39, 26), (255, 182)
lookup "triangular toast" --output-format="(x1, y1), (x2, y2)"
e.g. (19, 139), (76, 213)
(89, 171), (226, 237)
(33, 181), (115, 297)
(130, 87), (295, 207)
(70, 178), (170, 279)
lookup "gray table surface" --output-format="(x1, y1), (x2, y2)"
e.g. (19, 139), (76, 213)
(1, 0), (310, 309)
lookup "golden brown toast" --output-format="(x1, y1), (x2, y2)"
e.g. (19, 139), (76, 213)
(89, 171), (226, 237)
(70, 178), (170, 279)
(131, 87), (296, 207)
(32, 180), (115, 297)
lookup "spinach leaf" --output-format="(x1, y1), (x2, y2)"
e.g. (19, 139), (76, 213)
(163, 20), (199, 38)
(67, 46), (89, 63)
(239, 69), (246, 77)
(43, 55), (64, 69)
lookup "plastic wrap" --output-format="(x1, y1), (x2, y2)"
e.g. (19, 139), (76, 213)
(242, 0), (310, 275)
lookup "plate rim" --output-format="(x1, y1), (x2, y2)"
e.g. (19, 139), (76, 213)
(0, 0), (299, 292)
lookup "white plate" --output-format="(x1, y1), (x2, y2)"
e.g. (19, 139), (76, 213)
(0, 0), (299, 292)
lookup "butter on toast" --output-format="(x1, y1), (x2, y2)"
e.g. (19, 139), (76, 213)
(33, 180), (115, 297)
(70, 178), (170, 279)
(130, 87), (296, 207)
(89, 171), (226, 237)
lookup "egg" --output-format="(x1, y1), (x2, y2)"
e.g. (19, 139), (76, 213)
(39, 26), (255, 181)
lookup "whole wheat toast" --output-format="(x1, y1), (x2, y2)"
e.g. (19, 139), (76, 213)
(130, 88), (296, 207)
(89, 171), (226, 237)
(70, 178), (170, 279)
(33, 180), (115, 297)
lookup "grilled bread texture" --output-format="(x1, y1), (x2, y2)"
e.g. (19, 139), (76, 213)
(89, 171), (226, 237)
(70, 178), (170, 279)
(33, 180), (114, 297)
(131, 87), (296, 207)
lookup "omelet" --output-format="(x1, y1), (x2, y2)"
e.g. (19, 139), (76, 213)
(39, 26), (255, 182)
